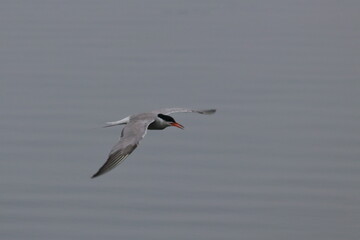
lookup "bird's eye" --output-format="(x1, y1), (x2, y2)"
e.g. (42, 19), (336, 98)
(158, 114), (175, 122)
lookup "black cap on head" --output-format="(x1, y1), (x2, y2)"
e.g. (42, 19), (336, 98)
(158, 114), (176, 123)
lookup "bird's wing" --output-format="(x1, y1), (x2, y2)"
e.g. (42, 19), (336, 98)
(152, 108), (216, 115)
(92, 118), (154, 178)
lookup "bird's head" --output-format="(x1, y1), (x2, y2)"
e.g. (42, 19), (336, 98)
(157, 114), (184, 129)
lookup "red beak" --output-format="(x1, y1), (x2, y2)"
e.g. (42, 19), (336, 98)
(170, 122), (184, 129)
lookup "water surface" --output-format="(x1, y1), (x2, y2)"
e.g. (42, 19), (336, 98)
(1, 1), (360, 240)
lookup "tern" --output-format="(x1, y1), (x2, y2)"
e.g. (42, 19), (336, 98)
(91, 107), (216, 178)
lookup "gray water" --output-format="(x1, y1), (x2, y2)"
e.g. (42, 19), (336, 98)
(1, 1), (360, 239)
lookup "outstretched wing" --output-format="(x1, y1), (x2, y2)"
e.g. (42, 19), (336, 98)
(92, 119), (154, 178)
(152, 108), (216, 115)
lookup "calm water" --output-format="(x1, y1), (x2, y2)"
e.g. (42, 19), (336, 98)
(1, 1), (360, 239)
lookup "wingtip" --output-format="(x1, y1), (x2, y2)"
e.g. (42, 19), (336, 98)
(91, 171), (101, 179)
(198, 109), (216, 114)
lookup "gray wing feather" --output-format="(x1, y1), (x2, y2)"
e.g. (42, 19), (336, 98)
(152, 108), (216, 115)
(92, 119), (154, 178)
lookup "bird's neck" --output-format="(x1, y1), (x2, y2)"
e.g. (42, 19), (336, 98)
(148, 118), (168, 130)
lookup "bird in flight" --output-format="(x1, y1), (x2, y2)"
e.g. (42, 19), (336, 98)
(91, 107), (216, 178)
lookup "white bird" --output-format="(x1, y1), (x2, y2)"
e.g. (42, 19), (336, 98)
(91, 108), (216, 178)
